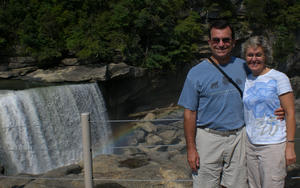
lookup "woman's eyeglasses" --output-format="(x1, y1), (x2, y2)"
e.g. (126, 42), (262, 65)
(246, 53), (264, 58)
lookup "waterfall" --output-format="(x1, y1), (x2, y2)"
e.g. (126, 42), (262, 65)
(0, 83), (112, 175)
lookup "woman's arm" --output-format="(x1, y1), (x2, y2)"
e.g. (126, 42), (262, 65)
(279, 92), (297, 166)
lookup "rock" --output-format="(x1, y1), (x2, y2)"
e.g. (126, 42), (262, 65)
(94, 183), (127, 188)
(278, 51), (300, 77)
(130, 66), (146, 77)
(25, 164), (84, 188)
(119, 157), (150, 169)
(286, 164), (300, 188)
(1, 106), (300, 188)
(8, 57), (36, 69)
(0, 64), (8, 71)
(41, 164), (82, 177)
(159, 130), (177, 145)
(25, 65), (107, 82)
(137, 122), (157, 133)
(169, 154), (190, 175)
(61, 58), (79, 66)
(159, 165), (191, 188)
(133, 113), (158, 134)
(0, 67), (38, 79)
(143, 113), (156, 121)
(0, 71), (13, 78)
(291, 76), (300, 98)
(145, 134), (163, 145)
(108, 63), (131, 79)
(9, 62), (146, 83)
(127, 129), (146, 146)
(295, 99), (300, 126)
(91, 154), (178, 188)
(10, 67), (38, 76)
(107, 63), (146, 80)
(0, 174), (33, 188)
(0, 58), (148, 82)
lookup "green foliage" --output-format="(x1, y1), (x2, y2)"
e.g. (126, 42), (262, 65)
(244, 0), (300, 32)
(273, 25), (296, 63)
(0, 0), (206, 70)
(284, 2), (300, 30)
(172, 11), (204, 65)
(244, 0), (300, 63)
(0, 0), (299, 70)
(0, 0), (27, 54)
(202, 0), (237, 20)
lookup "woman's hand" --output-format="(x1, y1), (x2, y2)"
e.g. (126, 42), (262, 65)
(286, 142), (296, 166)
(274, 107), (285, 120)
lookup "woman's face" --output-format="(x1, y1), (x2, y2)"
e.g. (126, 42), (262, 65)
(245, 46), (266, 76)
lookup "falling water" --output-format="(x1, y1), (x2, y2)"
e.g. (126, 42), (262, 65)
(0, 83), (112, 175)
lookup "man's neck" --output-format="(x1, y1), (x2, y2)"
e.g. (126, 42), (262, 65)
(211, 56), (231, 65)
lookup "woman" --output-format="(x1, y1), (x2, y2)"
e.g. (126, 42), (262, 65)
(241, 36), (296, 188)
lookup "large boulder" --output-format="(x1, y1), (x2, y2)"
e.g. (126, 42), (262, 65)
(0, 58), (146, 83)
(8, 57), (36, 69)
(25, 65), (107, 82)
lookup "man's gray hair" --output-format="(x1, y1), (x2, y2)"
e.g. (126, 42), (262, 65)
(241, 36), (273, 65)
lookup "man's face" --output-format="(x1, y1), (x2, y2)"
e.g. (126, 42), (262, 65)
(208, 26), (235, 61)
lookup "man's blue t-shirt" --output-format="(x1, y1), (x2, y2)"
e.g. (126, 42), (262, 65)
(178, 57), (248, 131)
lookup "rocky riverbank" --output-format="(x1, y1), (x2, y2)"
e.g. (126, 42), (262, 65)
(0, 106), (191, 188)
(1, 105), (300, 188)
(0, 56), (146, 83)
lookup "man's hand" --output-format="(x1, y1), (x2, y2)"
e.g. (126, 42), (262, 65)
(187, 147), (200, 172)
(183, 109), (198, 172)
(274, 107), (285, 120)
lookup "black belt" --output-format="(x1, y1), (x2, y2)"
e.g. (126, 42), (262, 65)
(199, 127), (243, 137)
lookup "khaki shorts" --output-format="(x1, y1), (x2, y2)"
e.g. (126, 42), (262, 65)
(246, 136), (286, 188)
(193, 127), (247, 188)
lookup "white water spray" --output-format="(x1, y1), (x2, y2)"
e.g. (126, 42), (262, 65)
(0, 83), (112, 175)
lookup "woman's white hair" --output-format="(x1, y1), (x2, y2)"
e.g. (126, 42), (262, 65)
(241, 36), (273, 65)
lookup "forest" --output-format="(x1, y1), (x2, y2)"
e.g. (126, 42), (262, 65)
(0, 0), (299, 70)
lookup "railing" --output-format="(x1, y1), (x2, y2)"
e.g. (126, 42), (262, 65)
(0, 112), (299, 188)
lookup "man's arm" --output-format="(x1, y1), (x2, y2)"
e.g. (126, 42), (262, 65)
(184, 108), (199, 172)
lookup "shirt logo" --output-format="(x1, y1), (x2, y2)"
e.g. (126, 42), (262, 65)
(244, 79), (280, 137)
(210, 81), (219, 89)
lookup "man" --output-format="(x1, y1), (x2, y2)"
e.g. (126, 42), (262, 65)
(178, 20), (283, 188)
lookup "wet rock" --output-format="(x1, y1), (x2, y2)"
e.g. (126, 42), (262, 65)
(119, 157), (150, 169)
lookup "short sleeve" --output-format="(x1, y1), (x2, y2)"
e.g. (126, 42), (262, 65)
(177, 76), (199, 111)
(277, 73), (292, 96)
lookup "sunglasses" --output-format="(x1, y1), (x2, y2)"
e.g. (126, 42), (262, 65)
(211, 37), (232, 44)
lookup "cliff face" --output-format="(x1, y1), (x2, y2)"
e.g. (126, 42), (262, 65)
(0, 29), (299, 119)
(0, 16), (299, 118)
(0, 58), (146, 83)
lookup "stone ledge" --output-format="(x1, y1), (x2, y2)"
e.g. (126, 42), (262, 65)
(0, 61), (146, 83)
